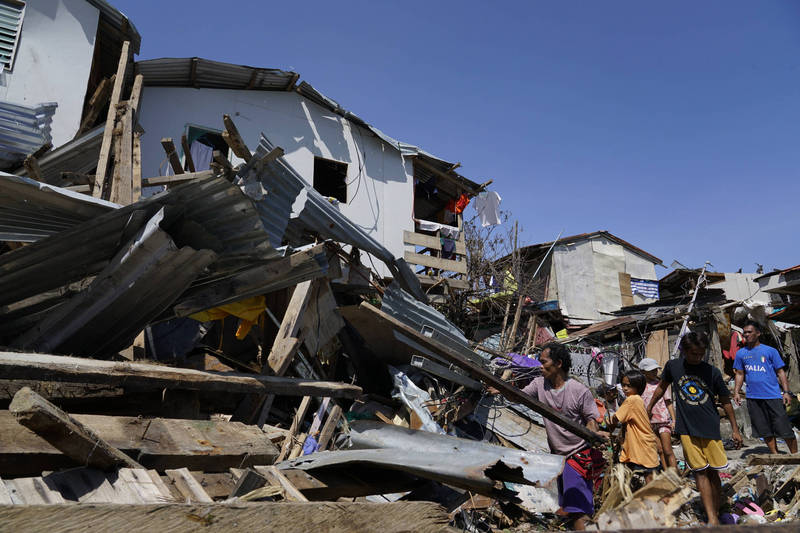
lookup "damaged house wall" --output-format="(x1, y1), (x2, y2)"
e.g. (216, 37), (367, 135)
(0, 0), (99, 146)
(137, 86), (414, 277)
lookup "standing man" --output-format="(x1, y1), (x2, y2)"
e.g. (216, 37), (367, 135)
(732, 320), (797, 454)
(646, 331), (742, 526)
(521, 343), (602, 531)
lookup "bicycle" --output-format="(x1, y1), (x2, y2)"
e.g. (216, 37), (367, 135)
(585, 347), (643, 389)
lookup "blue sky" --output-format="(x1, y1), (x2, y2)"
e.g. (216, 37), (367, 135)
(116, 0), (800, 274)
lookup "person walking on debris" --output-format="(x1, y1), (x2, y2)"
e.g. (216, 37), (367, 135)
(732, 321), (798, 454)
(646, 331), (743, 526)
(638, 357), (678, 469)
(520, 343), (603, 531)
(605, 369), (660, 483)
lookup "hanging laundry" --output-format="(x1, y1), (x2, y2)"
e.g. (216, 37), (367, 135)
(441, 237), (456, 259)
(723, 330), (743, 360)
(190, 140), (214, 172)
(473, 190), (502, 227)
(445, 193), (471, 214)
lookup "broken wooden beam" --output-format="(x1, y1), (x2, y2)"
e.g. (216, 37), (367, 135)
(222, 114), (252, 161)
(142, 169), (214, 187)
(0, 410), (278, 476)
(268, 280), (315, 375)
(180, 133), (196, 172)
(317, 404), (342, 451)
(358, 303), (603, 445)
(277, 396), (312, 462)
(0, 352), (363, 399)
(94, 41), (130, 198)
(160, 137), (184, 175)
(747, 453), (800, 466)
(77, 75), (115, 137)
(165, 467), (214, 503)
(253, 466), (308, 502)
(0, 502), (452, 533)
(9, 387), (142, 471)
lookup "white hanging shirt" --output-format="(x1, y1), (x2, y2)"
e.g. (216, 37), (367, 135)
(473, 191), (502, 227)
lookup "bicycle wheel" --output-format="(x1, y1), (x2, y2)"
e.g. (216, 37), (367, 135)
(587, 351), (622, 389)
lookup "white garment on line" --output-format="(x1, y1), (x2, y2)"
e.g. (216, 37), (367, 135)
(190, 140), (214, 172)
(473, 191), (502, 227)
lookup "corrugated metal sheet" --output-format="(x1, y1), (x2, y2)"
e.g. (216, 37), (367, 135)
(12, 208), (217, 357)
(282, 420), (563, 498)
(136, 58), (297, 91)
(0, 176), (275, 311)
(381, 284), (483, 365)
(170, 243), (331, 318)
(238, 134), (427, 302)
(0, 101), (57, 170)
(0, 171), (118, 242)
(12, 125), (105, 184)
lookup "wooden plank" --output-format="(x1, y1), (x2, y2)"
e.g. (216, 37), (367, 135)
(94, 40), (130, 198)
(0, 477), (12, 504)
(404, 251), (467, 274)
(117, 469), (171, 503)
(619, 272), (634, 306)
(165, 467), (213, 503)
(229, 468), (268, 498)
(415, 274), (469, 290)
(109, 102), (133, 205)
(48, 468), (118, 503)
(403, 230), (466, 254)
(274, 468), (421, 500)
(76, 75), (114, 137)
(131, 131), (142, 201)
(0, 502), (452, 532)
(128, 74), (144, 117)
(181, 133), (196, 172)
(142, 169), (213, 187)
(317, 404), (342, 450)
(4, 477), (65, 505)
(9, 387), (142, 470)
(277, 396), (312, 462)
(301, 280), (344, 356)
(0, 352), (362, 400)
(413, 156), (476, 194)
(222, 114), (253, 161)
(268, 280), (315, 375)
(160, 138), (184, 175)
(359, 303), (604, 445)
(254, 466), (309, 502)
(285, 72), (299, 91)
(747, 453), (800, 466)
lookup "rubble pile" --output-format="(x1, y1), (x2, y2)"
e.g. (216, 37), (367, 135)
(2, 30), (800, 533)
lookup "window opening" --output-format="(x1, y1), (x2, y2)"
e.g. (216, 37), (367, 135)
(313, 157), (347, 203)
(185, 125), (228, 172)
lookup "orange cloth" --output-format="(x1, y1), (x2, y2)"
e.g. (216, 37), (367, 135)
(595, 398), (607, 423)
(615, 394), (660, 468)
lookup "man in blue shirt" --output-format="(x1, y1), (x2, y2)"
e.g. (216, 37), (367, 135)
(733, 321), (797, 454)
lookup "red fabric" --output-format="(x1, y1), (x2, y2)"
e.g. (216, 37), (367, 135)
(723, 331), (743, 361)
(454, 193), (470, 214)
(567, 447), (606, 490)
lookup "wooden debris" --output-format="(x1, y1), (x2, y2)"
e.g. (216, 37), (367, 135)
(0, 410), (279, 476)
(747, 453), (800, 466)
(93, 41), (130, 198)
(277, 396), (312, 462)
(160, 137), (184, 175)
(268, 280), (315, 375)
(181, 133), (196, 172)
(142, 169), (213, 187)
(77, 75), (115, 137)
(222, 114), (253, 161)
(165, 467), (214, 503)
(317, 404), (342, 451)
(229, 468), (268, 499)
(0, 352), (362, 400)
(0, 502), (452, 532)
(9, 387), (142, 471)
(253, 466), (309, 502)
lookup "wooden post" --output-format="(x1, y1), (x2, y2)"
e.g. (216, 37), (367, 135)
(277, 396), (312, 462)
(23, 155), (42, 182)
(76, 75), (115, 137)
(9, 387), (142, 470)
(109, 102), (133, 205)
(222, 114), (253, 161)
(160, 138), (184, 175)
(317, 404), (343, 450)
(94, 41), (130, 198)
(181, 133), (196, 172)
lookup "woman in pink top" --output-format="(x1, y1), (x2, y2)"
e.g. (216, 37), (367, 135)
(639, 357), (677, 469)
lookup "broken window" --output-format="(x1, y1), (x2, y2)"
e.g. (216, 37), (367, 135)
(185, 125), (228, 172)
(313, 157), (347, 203)
(0, 1), (25, 71)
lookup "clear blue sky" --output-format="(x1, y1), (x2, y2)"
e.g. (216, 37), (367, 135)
(116, 0), (800, 274)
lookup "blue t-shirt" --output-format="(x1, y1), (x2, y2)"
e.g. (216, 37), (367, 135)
(733, 344), (784, 399)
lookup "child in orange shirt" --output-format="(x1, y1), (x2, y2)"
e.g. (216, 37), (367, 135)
(607, 369), (660, 482)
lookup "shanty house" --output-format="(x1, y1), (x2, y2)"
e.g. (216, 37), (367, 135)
(133, 57), (485, 283)
(517, 231), (663, 327)
(0, 0), (141, 167)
